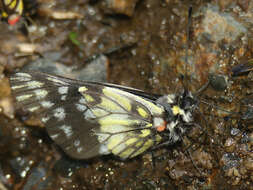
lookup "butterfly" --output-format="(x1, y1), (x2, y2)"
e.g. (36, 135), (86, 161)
(10, 71), (197, 160)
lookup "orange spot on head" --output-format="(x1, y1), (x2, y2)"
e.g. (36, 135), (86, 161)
(156, 124), (166, 132)
(8, 15), (21, 25)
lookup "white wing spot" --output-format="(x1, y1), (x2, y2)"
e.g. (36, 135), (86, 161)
(41, 116), (50, 123)
(46, 77), (67, 85)
(16, 73), (32, 78)
(27, 81), (44, 88)
(75, 103), (87, 111)
(74, 140), (80, 147)
(10, 76), (31, 82)
(28, 106), (40, 112)
(58, 86), (69, 95)
(97, 133), (110, 142)
(77, 147), (83, 153)
(41, 101), (54, 108)
(59, 125), (73, 138)
(34, 89), (48, 99)
(99, 144), (110, 155)
(50, 133), (59, 140)
(61, 95), (67, 101)
(11, 81), (44, 90)
(78, 86), (88, 92)
(16, 94), (33, 102)
(79, 97), (86, 104)
(53, 107), (66, 120)
(84, 109), (96, 119)
(11, 84), (28, 90)
(11, 73), (31, 82)
(65, 146), (71, 150)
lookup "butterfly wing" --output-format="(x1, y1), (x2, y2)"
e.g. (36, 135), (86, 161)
(1, 0), (23, 25)
(10, 71), (164, 159)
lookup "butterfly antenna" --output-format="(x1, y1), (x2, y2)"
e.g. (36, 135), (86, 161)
(184, 5), (193, 92)
(194, 80), (210, 97)
(199, 98), (240, 116)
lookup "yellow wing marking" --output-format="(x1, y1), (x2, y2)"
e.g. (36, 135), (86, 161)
(2, 12), (8, 18)
(103, 87), (163, 115)
(110, 129), (154, 158)
(137, 107), (148, 118)
(16, 0), (23, 15)
(172, 105), (184, 115)
(130, 139), (153, 158)
(2, 0), (24, 17)
(11, 81), (44, 90)
(125, 138), (138, 145)
(16, 94), (33, 102)
(119, 148), (135, 158)
(83, 94), (94, 102)
(78, 86), (88, 92)
(103, 88), (131, 111)
(99, 115), (141, 127)
(107, 133), (125, 150)
(98, 96), (125, 113)
(7, 0), (17, 9)
(92, 108), (108, 117)
(46, 76), (68, 85)
(155, 134), (162, 142)
(139, 129), (151, 137)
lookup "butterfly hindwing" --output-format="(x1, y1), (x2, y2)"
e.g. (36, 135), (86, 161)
(10, 71), (164, 159)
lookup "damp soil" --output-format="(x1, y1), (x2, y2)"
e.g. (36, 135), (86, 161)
(0, 0), (252, 189)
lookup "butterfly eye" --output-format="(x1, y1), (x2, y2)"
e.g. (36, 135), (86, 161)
(180, 93), (196, 110)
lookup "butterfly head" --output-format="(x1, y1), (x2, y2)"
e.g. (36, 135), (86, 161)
(179, 90), (198, 113)
(152, 90), (198, 144)
(156, 90), (197, 123)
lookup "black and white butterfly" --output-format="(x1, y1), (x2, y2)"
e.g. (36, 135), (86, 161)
(10, 71), (198, 160)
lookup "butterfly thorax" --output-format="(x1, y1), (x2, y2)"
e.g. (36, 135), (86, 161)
(153, 91), (197, 144)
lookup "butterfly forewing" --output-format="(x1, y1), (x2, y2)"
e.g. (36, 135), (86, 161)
(10, 72), (163, 159)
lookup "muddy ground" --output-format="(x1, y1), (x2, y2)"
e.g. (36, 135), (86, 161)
(0, 0), (252, 189)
